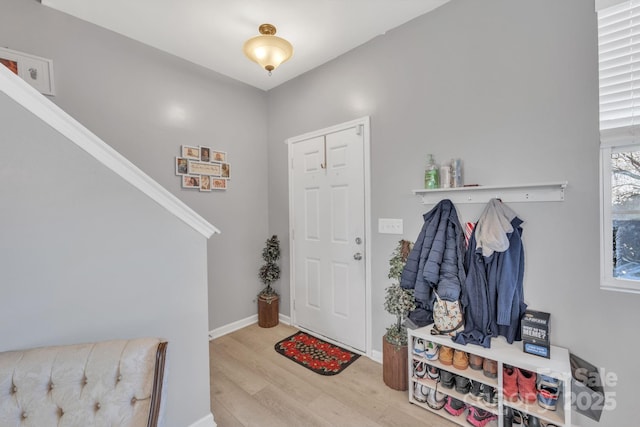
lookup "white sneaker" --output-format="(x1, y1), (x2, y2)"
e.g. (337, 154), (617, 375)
(413, 338), (426, 356)
(413, 361), (427, 378)
(426, 387), (446, 410)
(424, 341), (440, 360)
(414, 383), (428, 403)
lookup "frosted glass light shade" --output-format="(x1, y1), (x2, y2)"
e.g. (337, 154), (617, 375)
(243, 24), (293, 73)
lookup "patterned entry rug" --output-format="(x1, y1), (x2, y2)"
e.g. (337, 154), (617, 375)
(274, 331), (360, 376)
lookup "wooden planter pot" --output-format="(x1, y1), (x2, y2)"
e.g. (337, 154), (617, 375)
(382, 335), (408, 391)
(258, 294), (279, 328)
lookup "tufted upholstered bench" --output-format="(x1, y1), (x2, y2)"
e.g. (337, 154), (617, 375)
(0, 337), (167, 427)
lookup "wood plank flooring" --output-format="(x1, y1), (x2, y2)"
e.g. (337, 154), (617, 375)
(209, 323), (456, 427)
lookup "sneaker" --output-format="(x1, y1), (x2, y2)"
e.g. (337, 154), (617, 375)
(439, 345), (454, 365)
(537, 383), (559, 410)
(469, 380), (484, 401)
(426, 386), (446, 410)
(469, 353), (484, 370)
(517, 368), (537, 404)
(444, 396), (467, 416)
(503, 365), (519, 402)
(513, 410), (524, 425)
(427, 364), (440, 381)
(440, 370), (455, 389)
(527, 415), (541, 427)
(413, 338), (426, 356)
(466, 406), (497, 427)
(413, 383), (428, 402)
(424, 341), (440, 360)
(482, 358), (497, 378)
(453, 349), (469, 370)
(454, 375), (471, 394)
(503, 406), (514, 427)
(482, 385), (498, 407)
(538, 374), (560, 389)
(413, 360), (427, 378)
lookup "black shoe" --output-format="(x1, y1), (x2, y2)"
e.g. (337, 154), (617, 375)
(482, 385), (498, 407)
(526, 415), (541, 427)
(454, 375), (471, 394)
(440, 370), (455, 389)
(469, 380), (483, 400)
(503, 406), (513, 427)
(513, 410), (524, 425)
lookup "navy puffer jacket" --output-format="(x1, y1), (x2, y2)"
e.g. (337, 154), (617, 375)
(400, 199), (466, 327)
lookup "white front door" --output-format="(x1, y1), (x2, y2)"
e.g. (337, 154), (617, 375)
(289, 119), (368, 352)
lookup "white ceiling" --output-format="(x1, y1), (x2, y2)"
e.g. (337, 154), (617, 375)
(41, 0), (449, 91)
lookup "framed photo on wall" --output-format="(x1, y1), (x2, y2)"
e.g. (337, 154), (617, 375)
(212, 179), (227, 190)
(200, 175), (212, 192)
(182, 175), (200, 189)
(175, 157), (188, 175)
(200, 146), (211, 162)
(211, 150), (226, 162)
(181, 145), (200, 160)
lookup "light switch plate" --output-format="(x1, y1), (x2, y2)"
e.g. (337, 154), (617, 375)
(378, 218), (403, 234)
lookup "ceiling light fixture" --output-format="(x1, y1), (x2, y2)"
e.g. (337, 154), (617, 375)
(243, 24), (293, 76)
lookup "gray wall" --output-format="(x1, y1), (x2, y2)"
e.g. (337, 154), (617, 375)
(0, 0), (270, 332)
(268, 0), (633, 425)
(0, 90), (210, 427)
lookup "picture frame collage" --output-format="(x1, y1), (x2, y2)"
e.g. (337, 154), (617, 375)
(176, 145), (230, 192)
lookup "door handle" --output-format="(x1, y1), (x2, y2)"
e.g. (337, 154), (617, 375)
(353, 253), (363, 261)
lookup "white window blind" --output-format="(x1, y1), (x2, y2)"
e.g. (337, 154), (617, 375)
(599, 1), (640, 133)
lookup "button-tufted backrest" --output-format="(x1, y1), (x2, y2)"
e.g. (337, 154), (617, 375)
(0, 338), (167, 427)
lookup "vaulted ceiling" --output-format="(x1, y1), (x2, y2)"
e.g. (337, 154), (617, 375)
(41, 0), (450, 91)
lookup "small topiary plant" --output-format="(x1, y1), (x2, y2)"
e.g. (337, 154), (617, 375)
(258, 235), (281, 298)
(384, 240), (416, 347)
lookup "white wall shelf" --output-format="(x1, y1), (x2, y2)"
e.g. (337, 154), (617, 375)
(412, 181), (568, 205)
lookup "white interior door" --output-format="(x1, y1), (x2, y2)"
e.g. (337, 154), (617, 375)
(289, 122), (367, 352)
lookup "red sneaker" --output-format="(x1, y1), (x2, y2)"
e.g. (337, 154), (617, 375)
(517, 368), (537, 404)
(502, 365), (518, 402)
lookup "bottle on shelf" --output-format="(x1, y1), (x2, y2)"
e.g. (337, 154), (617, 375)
(440, 161), (452, 188)
(452, 158), (463, 187)
(425, 154), (439, 189)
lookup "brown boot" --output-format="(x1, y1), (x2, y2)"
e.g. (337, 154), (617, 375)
(439, 346), (454, 365)
(469, 353), (484, 370)
(482, 358), (497, 378)
(453, 349), (469, 370)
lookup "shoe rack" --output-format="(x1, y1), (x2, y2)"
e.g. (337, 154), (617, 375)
(408, 325), (572, 427)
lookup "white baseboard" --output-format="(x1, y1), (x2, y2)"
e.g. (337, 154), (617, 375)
(209, 313), (292, 340)
(188, 413), (216, 427)
(279, 313), (291, 324)
(209, 314), (257, 340)
(371, 349), (382, 364)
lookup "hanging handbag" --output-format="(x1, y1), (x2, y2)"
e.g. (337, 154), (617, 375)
(431, 291), (464, 336)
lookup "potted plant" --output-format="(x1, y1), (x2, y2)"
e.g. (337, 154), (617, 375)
(383, 239), (416, 390)
(257, 235), (281, 328)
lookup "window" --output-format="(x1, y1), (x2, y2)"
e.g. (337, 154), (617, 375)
(598, 0), (640, 292)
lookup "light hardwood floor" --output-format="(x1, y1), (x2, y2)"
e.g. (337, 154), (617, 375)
(209, 323), (456, 427)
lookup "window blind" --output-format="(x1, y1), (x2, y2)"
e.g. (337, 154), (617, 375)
(599, 1), (640, 133)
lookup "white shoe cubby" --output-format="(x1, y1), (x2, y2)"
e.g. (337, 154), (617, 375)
(408, 325), (571, 427)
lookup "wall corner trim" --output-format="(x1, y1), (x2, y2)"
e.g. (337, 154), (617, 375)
(0, 66), (219, 238)
(188, 413), (216, 427)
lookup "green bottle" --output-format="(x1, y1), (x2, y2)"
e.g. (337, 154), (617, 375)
(425, 154), (439, 189)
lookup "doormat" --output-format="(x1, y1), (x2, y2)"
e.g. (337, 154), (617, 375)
(274, 331), (360, 376)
